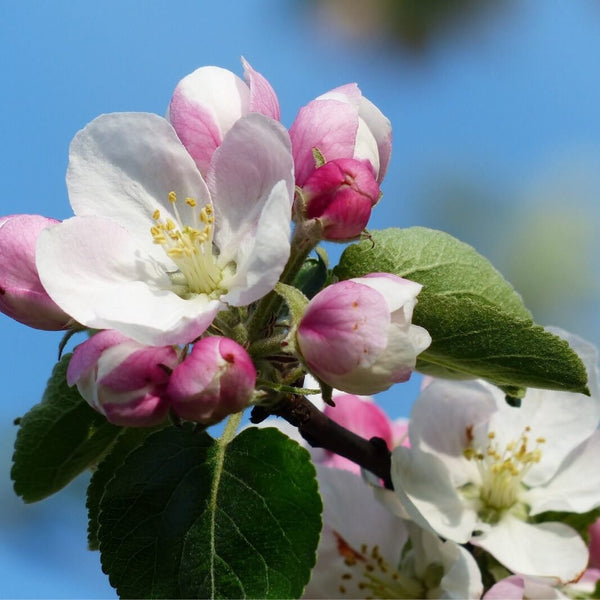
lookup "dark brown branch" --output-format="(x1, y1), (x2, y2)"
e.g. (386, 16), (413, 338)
(251, 395), (393, 489)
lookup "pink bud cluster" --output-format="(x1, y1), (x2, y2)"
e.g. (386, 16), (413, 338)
(68, 332), (257, 427)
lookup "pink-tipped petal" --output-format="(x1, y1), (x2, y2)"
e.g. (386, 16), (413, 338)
(242, 57), (280, 120)
(290, 99), (358, 187)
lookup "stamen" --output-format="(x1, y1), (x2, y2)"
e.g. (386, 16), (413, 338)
(150, 191), (224, 296)
(463, 426), (545, 511)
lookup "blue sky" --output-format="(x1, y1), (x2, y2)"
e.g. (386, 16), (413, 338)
(1, 1), (599, 596)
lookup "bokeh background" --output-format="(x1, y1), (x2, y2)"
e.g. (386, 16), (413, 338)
(1, 1), (599, 596)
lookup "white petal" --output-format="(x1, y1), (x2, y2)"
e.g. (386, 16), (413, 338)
(409, 378), (498, 486)
(209, 113), (294, 264)
(525, 430), (600, 515)
(37, 216), (221, 345)
(407, 525), (483, 599)
(509, 328), (600, 486)
(391, 447), (477, 543)
(67, 112), (212, 263)
(304, 466), (408, 599)
(317, 466), (408, 562)
(473, 514), (588, 583)
(219, 179), (291, 306)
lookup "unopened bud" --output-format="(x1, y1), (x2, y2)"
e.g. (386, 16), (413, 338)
(301, 158), (380, 240)
(296, 273), (431, 394)
(168, 336), (256, 425)
(0, 214), (72, 330)
(67, 330), (180, 426)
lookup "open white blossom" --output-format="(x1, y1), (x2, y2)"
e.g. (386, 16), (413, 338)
(36, 112), (294, 345)
(391, 330), (600, 583)
(303, 465), (482, 599)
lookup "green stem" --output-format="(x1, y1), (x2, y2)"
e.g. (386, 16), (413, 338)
(220, 411), (243, 445)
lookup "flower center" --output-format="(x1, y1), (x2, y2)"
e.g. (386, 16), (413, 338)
(464, 426), (545, 513)
(333, 533), (425, 599)
(150, 192), (223, 297)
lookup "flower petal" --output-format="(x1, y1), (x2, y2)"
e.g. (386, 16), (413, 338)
(168, 66), (250, 175)
(473, 514), (588, 583)
(208, 114), (294, 304)
(408, 378), (498, 486)
(304, 466), (408, 599)
(67, 112), (212, 264)
(37, 216), (221, 345)
(290, 98), (359, 186)
(357, 95), (392, 183)
(391, 447), (477, 543)
(242, 57), (280, 120)
(525, 430), (600, 515)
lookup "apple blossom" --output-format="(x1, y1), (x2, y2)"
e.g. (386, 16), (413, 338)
(390, 329), (600, 582)
(36, 111), (295, 346)
(303, 466), (483, 599)
(299, 158), (381, 240)
(67, 330), (181, 427)
(296, 273), (431, 394)
(168, 336), (256, 424)
(0, 214), (72, 330)
(168, 58), (279, 177)
(289, 83), (391, 187)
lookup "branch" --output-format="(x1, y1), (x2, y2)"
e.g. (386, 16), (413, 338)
(251, 395), (393, 489)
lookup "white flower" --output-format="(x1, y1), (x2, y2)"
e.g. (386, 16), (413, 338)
(391, 330), (600, 582)
(304, 466), (482, 599)
(36, 112), (294, 345)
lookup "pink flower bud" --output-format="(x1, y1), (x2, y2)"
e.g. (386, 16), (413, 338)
(168, 336), (256, 425)
(0, 214), (72, 330)
(168, 58), (279, 177)
(67, 330), (180, 427)
(301, 158), (380, 240)
(290, 83), (391, 187)
(296, 273), (431, 395)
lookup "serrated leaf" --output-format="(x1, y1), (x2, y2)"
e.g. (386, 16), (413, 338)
(334, 227), (589, 394)
(11, 354), (121, 502)
(98, 425), (322, 599)
(87, 426), (161, 550)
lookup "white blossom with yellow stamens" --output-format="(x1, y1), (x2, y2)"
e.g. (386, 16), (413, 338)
(36, 111), (294, 345)
(390, 330), (600, 583)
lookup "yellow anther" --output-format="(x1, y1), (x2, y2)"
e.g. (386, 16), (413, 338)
(166, 219), (176, 231)
(185, 197), (197, 207)
(168, 191), (177, 203)
(536, 437), (546, 444)
(152, 209), (161, 220)
(488, 431), (496, 439)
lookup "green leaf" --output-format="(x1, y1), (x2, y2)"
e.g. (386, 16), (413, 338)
(334, 227), (589, 394)
(97, 425), (322, 599)
(87, 426), (161, 550)
(11, 354), (121, 503)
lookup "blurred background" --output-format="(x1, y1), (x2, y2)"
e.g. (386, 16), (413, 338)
(1, 0), (599, 596)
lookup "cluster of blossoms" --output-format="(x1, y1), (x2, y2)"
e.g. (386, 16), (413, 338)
(1, 59), (428, 427)
(3, 58), (600, 599)
(284, 333), (600, 598)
